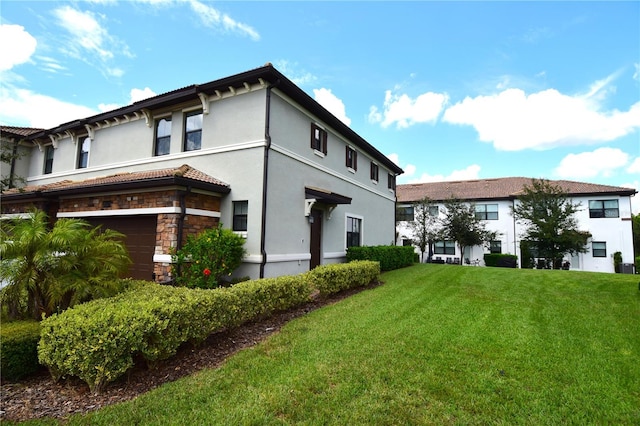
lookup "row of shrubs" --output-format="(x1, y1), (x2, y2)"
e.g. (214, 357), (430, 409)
(1, 321), (42, 381)
(483, 253), (518, 268)
(35, 261), (380, 393)
(347, 245), (415, 271)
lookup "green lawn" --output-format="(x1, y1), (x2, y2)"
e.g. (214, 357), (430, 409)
(24, 265), (640, 425)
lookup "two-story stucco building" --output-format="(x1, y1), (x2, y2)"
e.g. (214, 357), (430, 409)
(396, 177), (636, 273)
(1, 64), (403, 281)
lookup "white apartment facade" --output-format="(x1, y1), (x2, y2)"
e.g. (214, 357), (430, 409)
(396, 177), (636, 273)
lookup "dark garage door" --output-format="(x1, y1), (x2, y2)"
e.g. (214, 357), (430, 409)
(85, 216), (157, 281)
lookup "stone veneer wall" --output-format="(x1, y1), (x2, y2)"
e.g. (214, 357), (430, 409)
(2, 189), (223, 283)
(153, 213), (220, 283)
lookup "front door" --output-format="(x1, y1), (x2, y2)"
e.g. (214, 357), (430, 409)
(309, 209), (323, 269)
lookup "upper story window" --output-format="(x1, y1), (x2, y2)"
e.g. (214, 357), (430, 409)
(589, 200), (619, 218)
(387, 173), (396, 191)
(396, 206), (414, 222)
(77, 137), (90, 169)
(155, 117), (171, 156)
(429, 206), (439, 217)
(592, 241), (607, 257)
(345, 146), (357, 171)
(370, 162), (379, 182)
(184, 110), (203, 151)
(475, 204), (498, 220)
(346, 216), (362, 248)
(311, 124), (327, 155)
(233, 201), (248, 232)
(44, 145), (54, 174)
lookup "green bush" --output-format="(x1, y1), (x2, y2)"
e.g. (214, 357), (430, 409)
(635, 256), (639, 274)
(613, 251), (622, 273)
(484, 253), (518, 268)
(172, 225), (246, 289)
(1, 320), (41, 381)
(346, 246), (414, 271)
(38, 262), (378, 392)
(308, 261), (380, 296)
(38, 273), (314, 393)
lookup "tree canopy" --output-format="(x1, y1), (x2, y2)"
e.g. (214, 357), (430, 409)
(407, 197), (441, 262)
(511, 178), (590, 269)
(440, 198), (498, 261)
(0, 210), (131, 320)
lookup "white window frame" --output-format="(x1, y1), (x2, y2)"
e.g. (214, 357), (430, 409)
(345, 213), (364, 249)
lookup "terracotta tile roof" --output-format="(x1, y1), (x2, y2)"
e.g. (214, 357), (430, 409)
(397, 177), (637, 203)
(1, 126), (45, 138)
(2, 164), (229, 195)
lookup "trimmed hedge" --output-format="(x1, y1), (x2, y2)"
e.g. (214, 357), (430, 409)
(346, 245), (414, 271)
(38, 261), (380, 392)
(1, 320), (41, 381)
(484, 253), (518, 268)
(308, 261), (380, 296)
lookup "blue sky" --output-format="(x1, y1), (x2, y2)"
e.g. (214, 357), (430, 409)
(1, 1), (639, 210)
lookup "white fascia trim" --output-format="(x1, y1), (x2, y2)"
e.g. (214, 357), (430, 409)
(244, 254), (264, 264)
(58, 207), (179, 218)
(153, 254), (173, 263)
(0, 213), (31, 220)
(268, 253), (312, 262)
(185, 208), (221, 218)
(27, 140), (267, 183)
(324, 251), (346, 259)
(57, 207), (221, 218)
(270, 144), (396, 202)
(243, 253), (312, 264)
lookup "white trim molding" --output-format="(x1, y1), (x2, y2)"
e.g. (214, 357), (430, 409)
(57, 207), (221, 218)
(324, 251), (347, 259)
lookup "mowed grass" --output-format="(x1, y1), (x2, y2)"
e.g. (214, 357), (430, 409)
(25, 265), (640, 425)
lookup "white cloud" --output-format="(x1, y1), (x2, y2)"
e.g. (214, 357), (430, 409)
(36, 56), (67, 74)
(627, 158), (640, 174)
(634, 63), (639, 82)
(443, 73), (640, 151)
(408, 164), (481, 184)
(130, 87), (157, 103)
(52, 5), (133, 76)
(187, 0), (260, 41)
(313, 88), (351, 126)
(554, 147), (629, 179)
(273, 60), (317, 86)
(0, 87), (97, 129)
(369, 89), (449, 129)
(98, 87), (157, 112)
(1, 84), (158, 128)
(387, 153), (415, 177)
(404, 164), (417, 177)
(0, 25), (37, 71)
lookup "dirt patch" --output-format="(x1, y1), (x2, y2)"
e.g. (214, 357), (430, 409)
(1, 283), (379, 423)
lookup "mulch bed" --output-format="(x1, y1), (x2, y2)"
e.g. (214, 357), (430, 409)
(1, 283), (379, 423)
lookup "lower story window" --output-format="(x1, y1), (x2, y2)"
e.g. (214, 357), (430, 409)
(233, 201), (248, 232)
(592, 241), (607, 257)
(346, 216), (362, 248)
(434, 240), (455, 255)
(490, 240), (502, 254)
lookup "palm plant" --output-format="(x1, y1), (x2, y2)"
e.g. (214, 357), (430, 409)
(0, 210), (131, 320)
